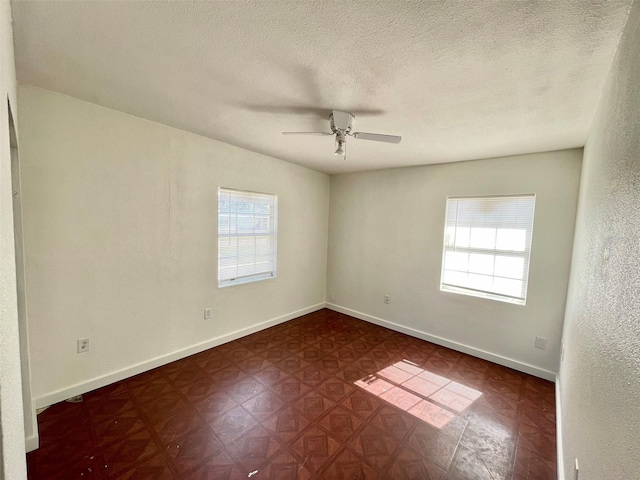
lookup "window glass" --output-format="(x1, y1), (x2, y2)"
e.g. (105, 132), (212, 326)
(218, 188), (277, 287)
(440, 195), (535, 305)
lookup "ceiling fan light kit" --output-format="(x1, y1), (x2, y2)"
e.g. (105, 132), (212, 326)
(283, 110), (401, 160)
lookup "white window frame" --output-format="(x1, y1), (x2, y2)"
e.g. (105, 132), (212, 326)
(440, 194), (536, 305)
(218, 187), (278, 288)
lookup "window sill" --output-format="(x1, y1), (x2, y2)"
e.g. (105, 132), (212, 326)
(440, 284), (526, 306)
(218, 273), (276, 288)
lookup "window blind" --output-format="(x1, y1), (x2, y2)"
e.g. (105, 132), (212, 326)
(218, 187), (277, 287)
(441, 194), (536, 305)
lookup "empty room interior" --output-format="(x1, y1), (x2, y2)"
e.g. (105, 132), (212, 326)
(1, 1), (639, 479)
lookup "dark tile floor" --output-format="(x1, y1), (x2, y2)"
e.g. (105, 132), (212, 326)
(26, 309), (556, 479)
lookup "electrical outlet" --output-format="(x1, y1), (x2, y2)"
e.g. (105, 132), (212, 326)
(534, 336), (548, 350)
(77, 338), (90, 353)
(329, 292), (335, 302)
(384, 294), (390, 304)
(561, 341), (566, 362)
(204, 307), (212, 320)
(574, 458), (579, 480)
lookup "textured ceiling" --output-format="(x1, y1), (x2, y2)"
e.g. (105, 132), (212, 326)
(11, 1), (632, 174)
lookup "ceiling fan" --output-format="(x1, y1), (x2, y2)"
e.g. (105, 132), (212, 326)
(282, 110), (401, 159)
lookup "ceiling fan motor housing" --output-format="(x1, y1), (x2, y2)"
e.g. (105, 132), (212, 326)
(330, 111), (354, 133)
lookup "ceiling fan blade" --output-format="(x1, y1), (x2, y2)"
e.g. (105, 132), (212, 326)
(352, 132), (402, 144)
(282, 132), (332, 136)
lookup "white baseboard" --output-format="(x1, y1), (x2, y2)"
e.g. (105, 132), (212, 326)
(24, 401), (39, 452)
(556, 376), (565, 480)
(25, 433), (39, 453)
(34, 303), (326, 409)
(326, 303), (556, 382)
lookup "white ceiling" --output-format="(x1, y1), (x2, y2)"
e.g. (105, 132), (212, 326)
(11, 1), (632, 174)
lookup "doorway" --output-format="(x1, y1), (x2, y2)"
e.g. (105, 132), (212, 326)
(8, 100), (37, 451)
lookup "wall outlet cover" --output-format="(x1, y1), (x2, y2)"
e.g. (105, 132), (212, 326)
(204, 307), (212, 320)
(77, 338), (90, 353)
(534, 336), (548, 350)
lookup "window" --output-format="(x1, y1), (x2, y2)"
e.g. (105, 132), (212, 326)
(440, 194), (535, 305)
(218, 188), (277, 287)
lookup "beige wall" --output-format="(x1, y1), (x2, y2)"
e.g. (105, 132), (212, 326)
(327, 150), (582, 378)
(559, 1), (640, 479)
(18, 85), (329, 406)
(0, 1), (28, 478)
